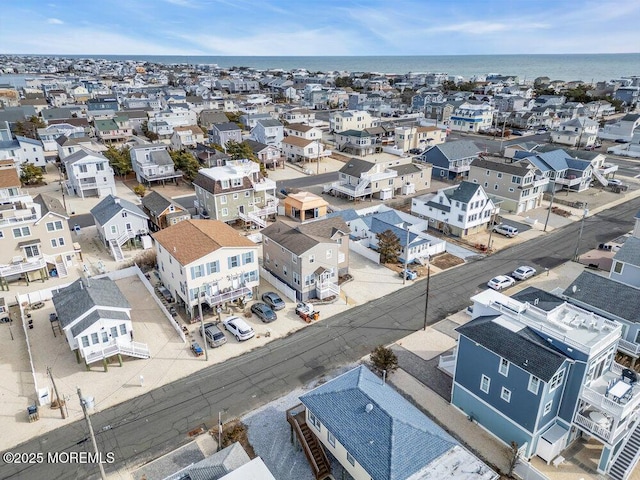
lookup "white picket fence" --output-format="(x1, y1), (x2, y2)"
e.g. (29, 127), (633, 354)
(260, 267), (298, 302)
(349, 240), (380, 264)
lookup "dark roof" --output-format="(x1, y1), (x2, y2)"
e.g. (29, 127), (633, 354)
(299, 366), (460, 480)
(563, 271), (640, 323)
(149, 149), (173, 166)
(256, 119), (282, 128)
(427, 140), (480, 161)
(70, 309), (130, 338)
(389, 163), (423, 176)
(140, 190), (173, 217)
(338, 157), (375, 177)
(456, 316), (567, 381)
(297, 216), (350, 239)
(90, 194), (147, 225)
(470, 157), (531, 176)
(444, 181), (480, 204)
(33, 194), (68, 218)
(511, 287), (565, 312)
(192, 171), (253, 195)
(214, 122), (241, 132)
(262, 221), (318, 255)
(613, 236), (640, 267)
(244, 139), (269, 153)
(53, 278), (130, 329)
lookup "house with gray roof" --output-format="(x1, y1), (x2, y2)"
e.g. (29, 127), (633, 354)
(334, 129), (378, 157)
(208, 122), (242, 149)
(416, 140), (482, 180)
(468, 156), (548, 213)
(324, 157), (398, 201)
(140, 190), (190, 232)
(411, 181), (498, 237)
(244, 139), (282, 169)
(90, 195), (149, 261)
(199, 110), (231, 131)
(250, 118), (284, 147)
(551, 117), (599, 148)
(514, 148), (594, 192)
(261, 217), (350, 301)
(63, 147), (117, 199)
(294, 365), (497, 480)
(52, 277), (148, 366)
(450, 287), (640, 477)
(129, 142), (183, 185)
(610, 236), (640, 288)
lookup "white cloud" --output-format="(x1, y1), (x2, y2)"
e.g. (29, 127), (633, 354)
(47, 18), (64, 24)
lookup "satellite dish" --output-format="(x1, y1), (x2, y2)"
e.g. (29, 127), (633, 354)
(571, 285), (577, 293)
(365, 403), (373, 413)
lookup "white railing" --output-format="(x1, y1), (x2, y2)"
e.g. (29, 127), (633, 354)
(554, 176), (583, 186)
(83, 338), (150, 364)
(0, 212), (38, 226)
(239, 210), (266, 228)
(259, 266), (298, 302)
(324, 181), (372, 197)
(363, 170), (397, 182)
(618, 339), (640, 356)
(580, 385), (640, 419)
(438, 353), (457, 377)
(251, 177), (276, 192)
(591, 168), (609, 187)
(109, 239), (124, 262)
(574, 411), (613, 441)
(203, 286), (251, 307)
(600, 163), (618, 175)
(0, 257), (46, 277)
(316, 281), (339, 299)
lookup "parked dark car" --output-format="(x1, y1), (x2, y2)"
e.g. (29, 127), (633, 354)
(261, 292), (286, 311)
(199, 322), (227, 348)
(157, 286), (174, 303)
(251, 302), (277, 322)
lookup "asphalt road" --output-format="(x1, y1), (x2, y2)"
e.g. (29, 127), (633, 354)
(67, 213), (94, 229)
(4, 196), (640, 480)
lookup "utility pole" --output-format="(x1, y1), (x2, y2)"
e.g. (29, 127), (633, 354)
(47, 366), (65, 419)
(543, 181), (556, 232)
(77, 387), (107, 480)
(422, 261), (431, 331)
(402, 226), (410, 285)
(573, 203), (589, 262)
(316, 139), (320, 175)
(198, 287), (208, 361)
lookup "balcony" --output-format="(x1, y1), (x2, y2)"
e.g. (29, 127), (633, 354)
(203, 286), (252, 307)
(618, 338), (640, 357)
(362, 169), (398, 183)
(554, 175), (584, 187)
(316, 281), (339, 300)
(251, 177), (276, 192)
(579, 364), (640, 420)
(0, 211), (38, 226)
(449, 161), (472, 173)
(0, 257), (47, 278)
(142, 170), (183, 182)
(599, 163), (619, 175)
(520, 178), (549, 189)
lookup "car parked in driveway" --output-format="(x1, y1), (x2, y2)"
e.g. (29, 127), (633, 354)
(223, 316), (255, 341)
(251, 302), (277, 323)
(608, 178), (623, 186)
(199, 322), (227, 348)
(512, 266), (536, 281)
(492, 224), (519, 238)
(261, 292), (285, 311)
(487, 275), (516, 291)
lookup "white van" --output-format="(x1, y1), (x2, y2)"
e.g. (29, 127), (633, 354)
(493, 224), (519, 238)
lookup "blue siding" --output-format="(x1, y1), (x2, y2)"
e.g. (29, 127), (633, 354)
(452, 384), (532, 451)
(558, 362), (585, 424)
(454, 336), (542, 432)
(431, 166), (449, 179)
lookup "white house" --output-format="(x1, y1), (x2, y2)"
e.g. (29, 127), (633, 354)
(411, 181), (499, 238)
(329, 110), (378, 133)
(52, 277), (148, 365)
(449, 102), (494, 133)
(153, 219), (260, 319)
(129, 142), (183, 185)
(551, 117), (599, 147)
(38, 123), (85, 152)
(284, 123), (323, 141)
(598, 113), (640, 142)
(0, 129), (47, 169)
(281, 136), (327, 164)
(250, 119), (284, 147)
(90, 195), (149, 261)
(63, 147), (117, 199)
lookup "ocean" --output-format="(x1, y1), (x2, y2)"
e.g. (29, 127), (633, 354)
(2, 54), (640, 84)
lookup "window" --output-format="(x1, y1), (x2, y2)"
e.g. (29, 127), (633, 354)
(528, 376), (540, 394)
(494, 185), (499, 190)
(549, 369), (565, 391)
(233, 193), (239, 200)
(220, 195), (227, 204)
(486, 170), (490, 176)
(102, 331), (108, 342)
(231, 178), (242, 187)
(79, 165), (88, 173)
(508, 187), (514, 192)
(309, 254), (315, 264)
(244, 191), (250, 197)
(242, 252), (254, 265)
(283, 265), (288, 275)
(191, 265), (205, 279)
(81, 336), (89, 348)
(206, 261), (220, 274)
(97, 162), (105, 171)
(326, 249), (332, 259)
(12, 226), (30, 238)
(501, 387), (511, 403)
(110, 225), (117, 235)
(497, 173), (503, 178)
(346, 451), (355, 466)
(221, 208), (228, 216)
(499, 358), (509, 376)
(543, 400), (553, 415)
(228, 255), (240, 268)
(613, 261), (623, 274)
(91, 332), (99, 344)
(221, 180), (229, 189)
(511, 176), (521, 184)
(327, 431), (335, 447)
(292, 254), (297, 264)
(458, 214), (463, 222)
(293, 272), (300, 285)
(304, 274), (315, 286)
(24, 245), (40, 257)
(46, 220), (63, 232)
(480, 375), (490, 393)
(110, 326), (118, 338)
(484, 182), (488, 188)
(309, 411), (321, 431)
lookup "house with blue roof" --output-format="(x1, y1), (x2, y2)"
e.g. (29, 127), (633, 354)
(450, 288), (640, 478)
(514, 148), (594, 192)
(290, 365), (497, 480)
(416, 140), (482, 180)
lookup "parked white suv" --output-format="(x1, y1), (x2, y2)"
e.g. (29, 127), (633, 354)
(223, 316), (255, 341)
(492, 224), (519, 238)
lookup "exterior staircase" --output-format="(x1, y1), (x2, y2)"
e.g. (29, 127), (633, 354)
(83, 339), (150, 365)
(55, 257), (68, 278)
(109, 238), (125, 262)
(286, 404), (332, 480)
(609, 420), (640, 480)
(592, 168), (609, 187)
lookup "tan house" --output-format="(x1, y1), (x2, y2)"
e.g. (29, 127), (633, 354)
(284, 191), (328, 222)
(281, 136), (326, 164)
(283, 123), (323, 141)
(153, 219), (260, 319)
(261, 217), (350, 301)
(140, 190), (191, 232)
(0, 172), (77, 288)
(394, 125), (446, 152)
(170, 125), (205, 150)
(468, 156), (549, 214)
(389, 162), (432, 196)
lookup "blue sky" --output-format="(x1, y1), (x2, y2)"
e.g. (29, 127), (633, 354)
(1, 0), (639, 56)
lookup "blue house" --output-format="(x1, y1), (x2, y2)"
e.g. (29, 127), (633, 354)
(450, 288), (640, 478)
(290, 365), (497, 480)
(513, 148), (593, 192)
(416, 140), (481, 180)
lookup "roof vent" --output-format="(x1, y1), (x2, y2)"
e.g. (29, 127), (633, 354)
(534, 298), (539, 306)
(365, 403), (373, 413)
